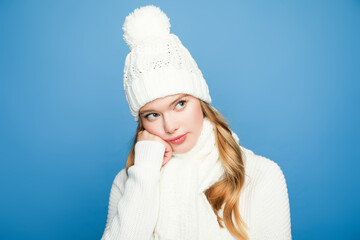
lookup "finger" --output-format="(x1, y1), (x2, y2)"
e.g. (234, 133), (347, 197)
(161, 147), (172, 167)
(161, 155), (171, 168)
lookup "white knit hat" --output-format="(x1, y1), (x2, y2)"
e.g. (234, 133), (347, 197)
(122, 5), (211, 121)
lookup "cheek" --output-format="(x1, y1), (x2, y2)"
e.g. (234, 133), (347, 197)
(186, 102), (203, 128)
(142, 121), (163, 136)
(195, 114), (204, 131)
(194, 105), (204, 122)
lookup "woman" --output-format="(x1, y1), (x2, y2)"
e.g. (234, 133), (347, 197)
(101, 5), (291, 240)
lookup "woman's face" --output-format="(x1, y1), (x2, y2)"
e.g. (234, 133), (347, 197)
(139, 93), (204, 154)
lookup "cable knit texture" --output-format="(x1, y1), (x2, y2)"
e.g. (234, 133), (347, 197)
(101, 117), (292, 239)
(122, 5), (211, 121)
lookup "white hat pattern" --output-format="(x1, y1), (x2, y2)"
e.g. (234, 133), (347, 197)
(122, 5), (211, 121)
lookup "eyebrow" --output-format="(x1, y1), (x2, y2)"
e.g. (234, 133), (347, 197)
(139, 94), (189, 115)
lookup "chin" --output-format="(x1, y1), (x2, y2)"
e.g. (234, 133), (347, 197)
(173, 148), (187, 154)
(173, 142), (195, 154)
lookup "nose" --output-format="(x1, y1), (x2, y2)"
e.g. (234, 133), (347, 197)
(163, 113), (179, 134)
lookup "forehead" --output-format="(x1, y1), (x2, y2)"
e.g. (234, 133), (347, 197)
(140, 93), (190, 111)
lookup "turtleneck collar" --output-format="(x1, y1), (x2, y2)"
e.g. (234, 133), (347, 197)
(171, 116), (215, 160)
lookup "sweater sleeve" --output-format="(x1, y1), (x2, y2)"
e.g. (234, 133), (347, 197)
(101, 140), (165, 240)
(251, 159), (292, 240)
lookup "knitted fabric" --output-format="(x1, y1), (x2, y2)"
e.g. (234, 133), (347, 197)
(154, 117), (226, 239)
(122, 5), (211, 121)
(101, 117), (292, 239)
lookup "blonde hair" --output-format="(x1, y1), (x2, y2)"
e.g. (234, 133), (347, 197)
(125, 100), (249, 240)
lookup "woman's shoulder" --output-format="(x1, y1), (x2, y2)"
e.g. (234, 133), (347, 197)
(239, 145), (287, 188)
(239, 146), (292, 238)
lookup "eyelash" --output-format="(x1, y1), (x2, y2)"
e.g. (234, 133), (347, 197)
(144, 99), (188, 119)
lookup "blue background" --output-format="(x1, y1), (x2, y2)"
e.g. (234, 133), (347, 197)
(1, 0), (359, 239)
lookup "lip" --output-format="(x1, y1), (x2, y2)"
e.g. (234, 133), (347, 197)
(167, 134), (187, 144)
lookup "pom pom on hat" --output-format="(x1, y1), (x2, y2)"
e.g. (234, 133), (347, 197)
(123, 5), (171, 50)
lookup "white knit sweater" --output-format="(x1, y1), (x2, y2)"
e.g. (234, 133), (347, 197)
(101, 118), (292, 240)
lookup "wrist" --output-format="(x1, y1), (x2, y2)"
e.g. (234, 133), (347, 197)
(134, 140), (165, 169)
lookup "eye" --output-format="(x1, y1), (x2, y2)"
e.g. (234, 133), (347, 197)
(144, 113), (159, 120)
(175, 100), (187, 110)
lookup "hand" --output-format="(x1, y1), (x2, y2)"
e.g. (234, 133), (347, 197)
(137, 130), (173, 168)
